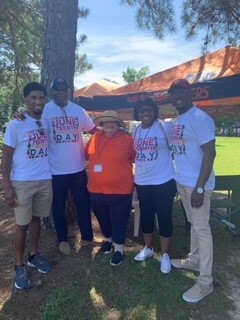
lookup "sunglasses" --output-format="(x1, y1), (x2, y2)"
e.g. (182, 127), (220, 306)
(36, 120), (45, 135)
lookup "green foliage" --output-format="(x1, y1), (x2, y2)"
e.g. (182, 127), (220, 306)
(181, 0), (240, 52)
(75, 8), (92, 75)
(120, 0), (239, 49)
(75, 53), (92, 75)
(214, 115), (240, 129)
(0, 0), (91, 112)
(0, 0), (44, 114)
(122, 66), (150, 84)
(0, 135), (3, 150)
(120, 0), (176, 39)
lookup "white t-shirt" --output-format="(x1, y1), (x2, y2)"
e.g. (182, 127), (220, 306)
(43, 100), (95, 174)
(4, 115), (51, 181)
(133, 120), (175, 185)
(170, 106), (215, 190)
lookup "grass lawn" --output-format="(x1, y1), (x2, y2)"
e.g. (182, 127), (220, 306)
(1, 138), (239, 320)
(39, 213), (238, 320)
(38, 138), (240, 320)
(214, 137), (240, 175)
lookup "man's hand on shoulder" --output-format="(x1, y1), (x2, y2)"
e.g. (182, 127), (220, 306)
(12, 110), (27, 121)
(88, 126), (100, 134)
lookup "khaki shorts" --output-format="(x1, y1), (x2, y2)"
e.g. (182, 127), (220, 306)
(12, 180), (53, 226)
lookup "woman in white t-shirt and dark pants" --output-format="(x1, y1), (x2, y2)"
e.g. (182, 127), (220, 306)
(133, 98), (176, 273)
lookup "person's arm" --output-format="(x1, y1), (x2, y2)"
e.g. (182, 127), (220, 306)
(84, 137), (92, 160)
(2, 144), (17, 207)
(191, 139), (216, 208)
(88, 126), (100, 134)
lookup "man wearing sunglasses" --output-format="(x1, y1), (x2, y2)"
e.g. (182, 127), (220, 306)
(2, 82), (53, 289)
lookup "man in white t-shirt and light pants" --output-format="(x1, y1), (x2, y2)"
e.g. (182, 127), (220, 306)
(168, 79), (216, 303)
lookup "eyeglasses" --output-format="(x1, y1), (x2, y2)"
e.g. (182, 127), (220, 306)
(36, 120), (45, 135)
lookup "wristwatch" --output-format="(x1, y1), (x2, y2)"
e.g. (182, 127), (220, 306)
(196, 187), (204, 194)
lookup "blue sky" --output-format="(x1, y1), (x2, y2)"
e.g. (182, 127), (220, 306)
(75, 0), (225, 89)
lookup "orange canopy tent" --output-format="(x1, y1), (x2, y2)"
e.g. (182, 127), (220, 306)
(76, 46), (240, 120)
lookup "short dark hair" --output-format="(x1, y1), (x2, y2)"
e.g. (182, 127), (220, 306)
(133, 98), (159, 121)
(23, 82), (47, 97)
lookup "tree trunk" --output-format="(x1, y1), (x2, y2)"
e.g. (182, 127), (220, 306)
(41, 0), (78, 97)
(41, 0), (79, 227)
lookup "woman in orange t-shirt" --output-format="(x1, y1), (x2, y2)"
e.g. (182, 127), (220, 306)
(85, 110), (135, 266)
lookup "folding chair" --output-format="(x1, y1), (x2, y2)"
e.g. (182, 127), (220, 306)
(210, 175), (240, 235)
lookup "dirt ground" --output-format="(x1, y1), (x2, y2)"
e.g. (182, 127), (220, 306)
(0, 182), (107, 320)
(0, 157), (240, 320)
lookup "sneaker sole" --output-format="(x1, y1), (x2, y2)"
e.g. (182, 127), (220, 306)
(102, 250), (113, 254)
(110, 260), (123, 266)
(15, 280), (30, 289)
(171, 261), (199, 272)
(102, 248), (113, 254)
(27, 261), (50, 274)
(134, 254), (154, 262)
(160, 267), (171, 274)
(183, 287), (213, 303)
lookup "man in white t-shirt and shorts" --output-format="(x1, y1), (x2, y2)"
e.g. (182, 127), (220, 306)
(2, 82), (53, 289)
(168, 79), (216, 303)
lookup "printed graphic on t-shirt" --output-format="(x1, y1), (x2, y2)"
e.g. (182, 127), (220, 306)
(27, 129), (48, 158)
(134, 136), (158, 161)
(52, 116), (79, 143)
(171, 125), (186, 155)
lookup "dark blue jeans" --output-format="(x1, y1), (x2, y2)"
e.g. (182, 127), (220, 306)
(52, 170), (93, 243)
(90, 193), (132, 245)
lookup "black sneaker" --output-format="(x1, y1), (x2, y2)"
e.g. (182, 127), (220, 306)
(101, 241), (113, 254)
(110, 251), (123, 266)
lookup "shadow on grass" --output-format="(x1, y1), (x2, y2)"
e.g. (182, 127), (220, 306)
(1, 202), (238, 320)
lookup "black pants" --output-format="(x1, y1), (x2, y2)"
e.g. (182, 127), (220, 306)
(136, 179), (176, 237)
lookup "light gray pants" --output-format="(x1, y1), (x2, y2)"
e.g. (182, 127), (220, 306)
(177, 183), (213, 286)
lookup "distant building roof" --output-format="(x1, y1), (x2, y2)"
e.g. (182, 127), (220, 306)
(74, 80), (120, 98)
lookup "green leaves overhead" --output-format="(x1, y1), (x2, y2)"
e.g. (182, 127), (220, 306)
(120, 0), (176, 39)
(181, 0), (240, 52)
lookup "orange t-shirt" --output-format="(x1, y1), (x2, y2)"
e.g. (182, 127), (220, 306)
(85, 131), (135, 194)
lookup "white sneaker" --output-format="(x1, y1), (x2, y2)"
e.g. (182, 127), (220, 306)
(160, 253), (171, 274)
(134, 246), (154, 262)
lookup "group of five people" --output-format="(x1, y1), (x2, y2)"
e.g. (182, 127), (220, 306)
(2, 77), (216, 304)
